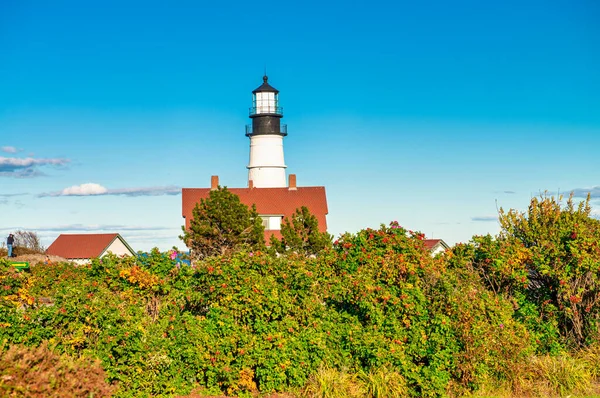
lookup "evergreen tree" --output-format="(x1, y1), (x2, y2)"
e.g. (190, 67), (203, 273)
(181, 187), (265, 258)
(271, 206), (332, 256)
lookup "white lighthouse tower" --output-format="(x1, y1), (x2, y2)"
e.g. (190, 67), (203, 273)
(246, 76), (287, 188)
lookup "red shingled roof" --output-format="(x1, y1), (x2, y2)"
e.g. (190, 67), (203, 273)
(182, 186), (328, 242)
(46, 233), (128, 259)
(424, 239), (449, 251)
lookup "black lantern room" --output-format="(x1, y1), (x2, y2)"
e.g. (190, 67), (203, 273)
(246, 76), (287, 137)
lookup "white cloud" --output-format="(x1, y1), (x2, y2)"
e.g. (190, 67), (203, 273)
(471, 216), (498, 222)
(62, 183), (108, 196)
(104, 186), (181, 197)
(0, 225), (177, 235)
(571, 186), (600, 198)
(39, 184), (181, 197)
(0, 156), (70, 177)
(493, 190), (516, 194)
(0, 193), (28, 206)
(1, 146), (18, 153)
(19, 224), (175, 232)
(0, 157), (68, 168)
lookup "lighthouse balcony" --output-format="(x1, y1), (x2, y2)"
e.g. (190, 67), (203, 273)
(249, 106), (283, 116)
(246, 124), (288, 136)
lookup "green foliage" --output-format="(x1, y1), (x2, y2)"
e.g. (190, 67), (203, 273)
(468, 194), (600, 349)
(180, 186), (265, 259)
(271, 206), (332, 256)
(0, 258), (34, 309)
(0, 223), (536, 397)
(6, 198), (600, 397)
(329, 223), (531, 396)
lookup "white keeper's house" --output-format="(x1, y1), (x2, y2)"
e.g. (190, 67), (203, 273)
(182, 76), (329, 243)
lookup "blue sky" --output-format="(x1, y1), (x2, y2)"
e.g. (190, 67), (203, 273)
(1, 0), (599, 251)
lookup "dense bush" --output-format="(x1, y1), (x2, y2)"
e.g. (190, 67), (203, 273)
(465, 194), (600, 350)
(270, 206), (332, 256)
(2, 193), (600, 396)
(0, 222), (536, 397)
(327, 223), (531, 395)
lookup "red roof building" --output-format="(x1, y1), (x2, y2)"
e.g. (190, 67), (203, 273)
(182, 175), (328, 242)
(46, 233), (136, 264)
(424, 239), (449, 256)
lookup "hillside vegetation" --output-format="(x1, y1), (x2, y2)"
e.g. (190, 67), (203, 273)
(2, 195), (600, 397)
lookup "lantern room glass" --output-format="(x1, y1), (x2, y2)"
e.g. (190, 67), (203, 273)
(253, 92), (278, 114)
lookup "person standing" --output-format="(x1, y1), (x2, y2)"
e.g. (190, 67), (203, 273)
(7, 234), (14, 258)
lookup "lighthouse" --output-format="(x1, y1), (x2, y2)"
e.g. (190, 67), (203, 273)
(246, 75), (288, 188)
(182, 75), (329, 244)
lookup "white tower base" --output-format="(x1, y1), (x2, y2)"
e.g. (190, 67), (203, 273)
(247, 135), (287, 188)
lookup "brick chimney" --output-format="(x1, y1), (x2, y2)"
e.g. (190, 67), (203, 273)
(211, 175), (219, 190)
(288, 174), (297, 190)
(248, 179), (254, 189)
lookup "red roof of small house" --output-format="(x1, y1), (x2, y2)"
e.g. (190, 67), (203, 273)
(424, 239), (449, 251)
(46, 233), (132, 259)
(182, 186), (329, 242)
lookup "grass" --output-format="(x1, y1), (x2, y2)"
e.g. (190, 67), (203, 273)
(471, 345), (600, 398)
(357, 366), (408, 398)
(302, 366), (407, 398)
(302, 366), (364, 398)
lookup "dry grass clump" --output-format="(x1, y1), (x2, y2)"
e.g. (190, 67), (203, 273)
(471, 344), (600, 397)
(0, 342), (115, 397)
(15, 253), (68, 264)
(357, 366), (408, 398)
(1, 250), (67, 265)
(302, 366), (407, 398)
(303, 366), (364, 398)
(2, 247), (49, 258)
(302, 350), (600, 398)
(528, 354), (591, 396)
(11, 247), (44, 256)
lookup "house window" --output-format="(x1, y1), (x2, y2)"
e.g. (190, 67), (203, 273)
(260, 215), (283, 230)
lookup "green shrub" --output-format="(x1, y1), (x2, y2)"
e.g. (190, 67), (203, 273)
(467, 194), (600, 350)
(0, 219), (589, 397)
(271, 206), (332, 256)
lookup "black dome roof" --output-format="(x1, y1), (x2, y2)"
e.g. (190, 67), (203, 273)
(252, 75), (279, 94)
